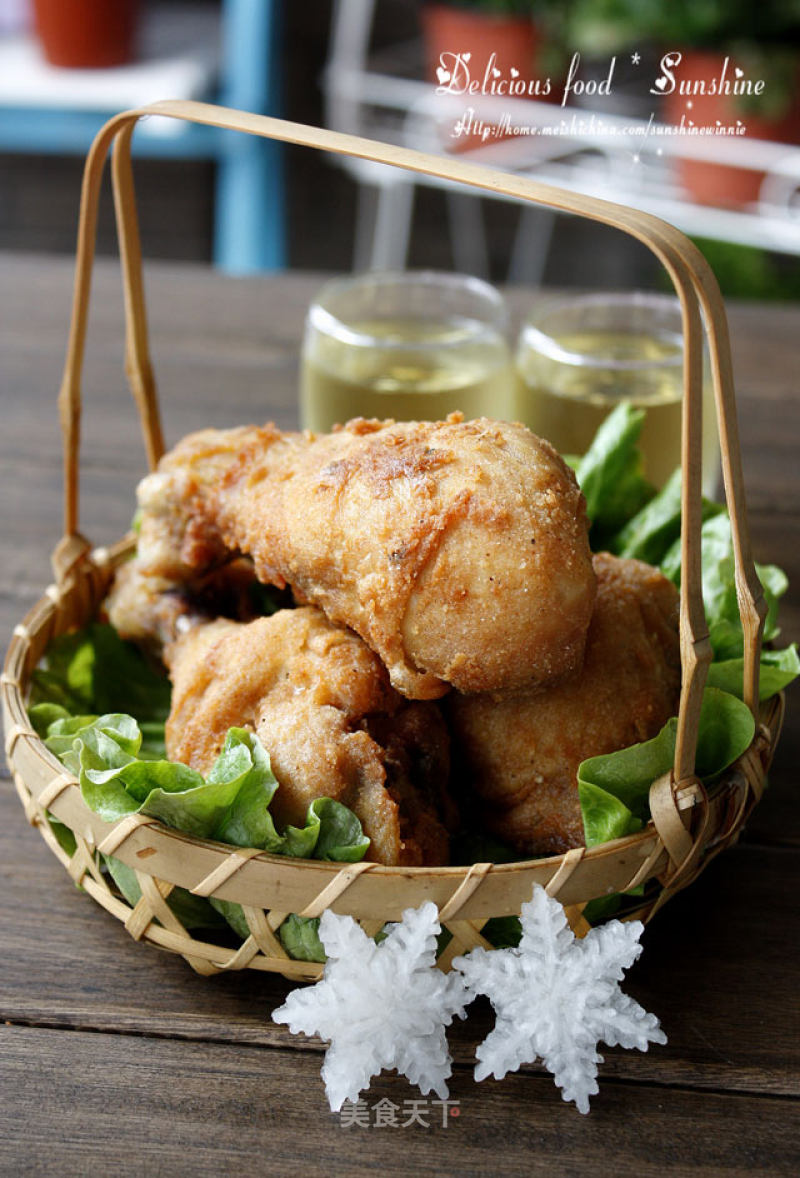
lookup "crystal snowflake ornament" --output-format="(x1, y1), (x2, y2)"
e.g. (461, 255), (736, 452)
(272, 902), (470, 1112)
(452, 886), (666, 1113)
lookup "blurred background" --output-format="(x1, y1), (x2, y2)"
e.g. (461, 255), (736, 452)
(1, 0), (799, 297)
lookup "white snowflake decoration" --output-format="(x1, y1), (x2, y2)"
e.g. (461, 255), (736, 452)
(453, 886), (666, 1114)
(272, 902), (470, 1112)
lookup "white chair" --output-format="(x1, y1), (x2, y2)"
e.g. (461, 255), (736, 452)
(322, 0), (503, 277)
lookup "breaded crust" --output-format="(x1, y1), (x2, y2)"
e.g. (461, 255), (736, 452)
(127, 415), (596, 700)
(164, 608), (452, 866)
(448, 553), (682, 856)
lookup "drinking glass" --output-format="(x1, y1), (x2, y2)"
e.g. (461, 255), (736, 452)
(300, 270), (514, 432)
(515, 292), (720, 494)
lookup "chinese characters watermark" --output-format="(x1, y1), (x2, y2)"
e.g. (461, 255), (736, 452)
(339, 1097), (461, 1128)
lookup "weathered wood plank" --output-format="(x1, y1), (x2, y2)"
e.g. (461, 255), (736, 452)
(1, 785), (797, 1097)
(1, 1024), (798, 1178)
(2, 257), (800, 483)
(2, 260), (797, 644)
(2, 256), (799, 1167)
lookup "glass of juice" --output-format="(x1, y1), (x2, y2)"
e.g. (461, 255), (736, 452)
(300, 270), (514, 432)
(515, 292), (720, 494)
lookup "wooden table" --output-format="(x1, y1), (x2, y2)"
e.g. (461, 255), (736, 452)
(1, 253), (798, 1176)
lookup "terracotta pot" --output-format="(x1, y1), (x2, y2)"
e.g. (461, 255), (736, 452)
(422, 4), (540, 79)
(33, 0), (139, 69)
(421, 4), (544, 152)
(664, 49), (800, 207)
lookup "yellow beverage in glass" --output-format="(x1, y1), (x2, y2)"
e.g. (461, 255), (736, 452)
(300, 272), (513, 432)
(515, 294), (720, 494)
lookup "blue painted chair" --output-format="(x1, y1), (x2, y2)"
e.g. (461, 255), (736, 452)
(0, 0), (285, 273)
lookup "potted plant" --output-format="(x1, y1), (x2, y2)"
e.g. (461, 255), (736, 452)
(420, 1), (566, 150)
(421, 0), (543, 87)
(33, 0), (140, 69)
(570, 0), (800, 205)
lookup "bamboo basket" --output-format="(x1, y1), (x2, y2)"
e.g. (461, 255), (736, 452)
(2, 101), (785, 982)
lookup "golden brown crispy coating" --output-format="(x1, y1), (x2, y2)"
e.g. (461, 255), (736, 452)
(105, 557), (263, 651)
(134, 426), (277, 579)
(448, 553), (682, 856)
(125, 415), (596, 700)
(163, 608), (452, 867)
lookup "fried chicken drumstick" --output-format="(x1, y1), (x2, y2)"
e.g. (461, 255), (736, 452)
(114, 415), (596, 700)
(164, 608), (453, 866)
(106, 557), (264, 652)
(447, 553), (682, 856)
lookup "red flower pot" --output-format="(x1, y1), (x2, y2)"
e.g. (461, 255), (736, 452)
(33, 0), (140, 69)
(421, 4), (544, 151)
(664, 49), (800, 207)
(422, 4), (540, 81)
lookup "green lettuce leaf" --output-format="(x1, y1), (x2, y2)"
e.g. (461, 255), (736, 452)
(38, 708), (372, 955)
(209, 899), (252, 941)
(47, 814), (78, 857)
(582, 888), (646, 926)
(707, 645), (800, 702)
(43, 715), (371, 865)
(35, 711), (102, 764)
(30, 623), (169, 758)
(312, 798), (372, 862)
(275, 907), (400, 965)
(579, 781), (643, 848)
(450, 831), (521, 866)
(29, 701), (72, 739)
(247, 581), (293, 618)
(278, 914), (326, 963)
(210, 798), (370, 946)
(481, 915), (523, 949)
(211, 734), (281, 850)
(611, 468), (724, 566)
(578, 687), (756, 848)
(582, 894), (623, 924)
(103, 854), (225, 930)
(573, 402), (655, 542)
(661, 513), (788, 660)
(138, 730), (274, 839)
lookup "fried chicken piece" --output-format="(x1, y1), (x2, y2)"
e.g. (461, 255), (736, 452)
(163, 608), (452, 866)
(133, 425), (276, 580)
(121, 415), (596, 701)
(105, 556), (268, 652)
(447, 553), (682, 857)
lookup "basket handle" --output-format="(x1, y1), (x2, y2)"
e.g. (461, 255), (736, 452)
(56, 98), (767, 804)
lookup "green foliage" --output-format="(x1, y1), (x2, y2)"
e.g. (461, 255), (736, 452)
(610, 468), (724, 566)
(578, 689), (756, 846)
(565, 0), (665, 53)
(278, 914), (327, 963)
(438, 0), (541, 17)
(644, 1), (800, 48)
(104, 854), (227, 931)
(660, 513), (788, 660)
(33, 707), (371, 955)
(563, 0), (800, 50)
(570, 401), (797, 867)
(707, 646), (800, 702)
(29, 623), (169, 758)
(686, 240), (800, 304)
(481, 915), (523, 948)
(573, 402), (655, 548)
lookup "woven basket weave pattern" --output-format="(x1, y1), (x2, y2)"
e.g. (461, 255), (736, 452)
(1, 101), (784, 979)
(2, 515), (782, 980)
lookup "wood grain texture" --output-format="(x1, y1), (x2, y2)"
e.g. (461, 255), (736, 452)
(1, 784), (798, 1097)
(1, 253), (798, 1172)
(2, 1024), (799, 1178)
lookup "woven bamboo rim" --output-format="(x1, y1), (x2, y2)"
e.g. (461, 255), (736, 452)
(1, 101), (784, 979)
